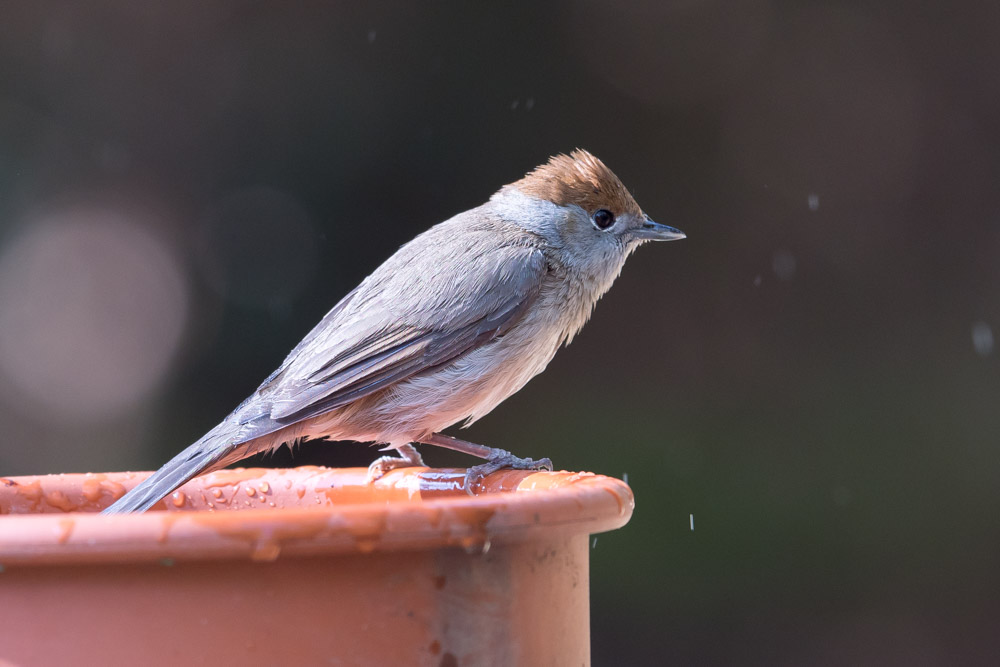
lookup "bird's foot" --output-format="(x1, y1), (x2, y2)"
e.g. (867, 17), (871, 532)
(463, 448), (553, 491)
(366, 443), (425, 483)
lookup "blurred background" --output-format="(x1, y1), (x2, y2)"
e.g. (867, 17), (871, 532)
(1, 1), (999, 663)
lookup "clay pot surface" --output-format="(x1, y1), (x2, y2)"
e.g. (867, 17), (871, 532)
(0, 467), (633, 666)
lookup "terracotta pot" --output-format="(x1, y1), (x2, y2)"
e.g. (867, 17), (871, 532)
(0, 466), (633, 666)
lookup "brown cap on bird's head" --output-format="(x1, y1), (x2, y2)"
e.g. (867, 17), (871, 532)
(511, 149), (643, 218)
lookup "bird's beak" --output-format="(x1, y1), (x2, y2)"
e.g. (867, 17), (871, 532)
(634, 218), (686, 242)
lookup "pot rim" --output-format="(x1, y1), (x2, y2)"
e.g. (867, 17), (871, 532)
(0, 467), (633, 566)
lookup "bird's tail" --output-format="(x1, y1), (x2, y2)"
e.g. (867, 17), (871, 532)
(102, 421), (250, 514)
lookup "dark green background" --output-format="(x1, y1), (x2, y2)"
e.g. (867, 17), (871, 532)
(2, 2), (999, 664)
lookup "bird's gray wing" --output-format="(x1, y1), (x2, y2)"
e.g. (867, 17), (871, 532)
(257, 226), (548, 425)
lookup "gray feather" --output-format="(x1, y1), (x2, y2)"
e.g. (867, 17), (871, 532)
(258, 215), (548, 423)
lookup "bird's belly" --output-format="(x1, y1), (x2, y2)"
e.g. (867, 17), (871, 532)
(395, 327), (561, 430)
(305, 322), (564, 445)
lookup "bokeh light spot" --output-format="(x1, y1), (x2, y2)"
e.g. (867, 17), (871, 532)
(0, 210), (188, 423)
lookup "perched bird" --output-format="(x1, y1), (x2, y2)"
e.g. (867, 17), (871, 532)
(104, 150), (684, 514)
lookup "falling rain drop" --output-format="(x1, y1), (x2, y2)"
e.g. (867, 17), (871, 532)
(772, 250), (797, 281)
(972, 321), (993, 356)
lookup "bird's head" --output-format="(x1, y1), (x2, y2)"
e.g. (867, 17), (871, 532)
(493, 149), (684, 279)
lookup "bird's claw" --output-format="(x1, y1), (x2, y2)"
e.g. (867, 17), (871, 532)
(463, 449), (553, 492)
(366, 445), (426, 483)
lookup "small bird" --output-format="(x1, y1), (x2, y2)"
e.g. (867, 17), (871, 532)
(104, 150), (684, 514)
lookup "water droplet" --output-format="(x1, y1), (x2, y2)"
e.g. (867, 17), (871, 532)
(772, 250), (796, 281)
(56, 519), (74, 544)
(972, 321), (993, 356)
(259, 482), (270, 494)
(245, 487), (256, 498)
(171, 491), (186, 508)
(250, 542), (281, 562)
(460, 536), (491, 555)
(211, 488), (223, 498)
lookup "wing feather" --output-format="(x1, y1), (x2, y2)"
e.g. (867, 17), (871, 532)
(253, 221), (547, 426)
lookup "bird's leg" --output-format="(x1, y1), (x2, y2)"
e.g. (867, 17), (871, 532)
(366, 443), (426, 482)
(420, 433), (553, 487)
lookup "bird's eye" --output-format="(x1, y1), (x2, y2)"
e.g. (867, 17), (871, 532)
(592, 209), (615, 230)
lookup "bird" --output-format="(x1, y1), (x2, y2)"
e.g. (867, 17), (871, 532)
(103, 149), (685, 513)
